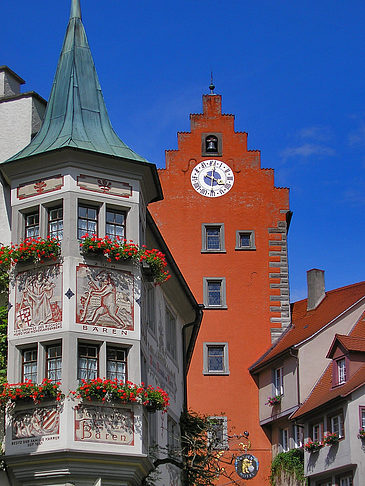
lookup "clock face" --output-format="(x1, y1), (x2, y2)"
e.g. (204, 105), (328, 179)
(190, 160), (234, 198)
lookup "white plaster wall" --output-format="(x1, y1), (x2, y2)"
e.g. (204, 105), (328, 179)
(298, 302), (365, 400)
(0, 179), (11, 246)
(348, 386), (365, 485)
(0, 97), (33, 163)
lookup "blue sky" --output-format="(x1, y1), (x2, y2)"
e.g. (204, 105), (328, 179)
(2, 0), (364, 301)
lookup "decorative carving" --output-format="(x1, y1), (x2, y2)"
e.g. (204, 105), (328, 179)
(14, 266), (62, 335)
(77, 174), (132, 198)
(76, 265), (134, 330)
(12, 407), (60, 439)
(74, 405), (134, 445)
(17, 175), (64, 199)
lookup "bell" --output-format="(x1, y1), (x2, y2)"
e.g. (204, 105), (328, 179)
(206, 139), (217, 152)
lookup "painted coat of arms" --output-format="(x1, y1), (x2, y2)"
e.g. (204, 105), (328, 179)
(12, 407), (60, 439)
(76, 264), (134, 330)
(14, 266), (62, 335)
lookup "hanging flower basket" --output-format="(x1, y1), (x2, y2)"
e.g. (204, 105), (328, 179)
(0, 379), (64, 406)
(70, 378), (170, 412)
(0, 237), (60, 265)
(266, 395), (282, 406)
(323, 432), (339, 445)
(304, 440), (323, 453)
(358, 428), (365, 439)
(80, 235), (171, 284)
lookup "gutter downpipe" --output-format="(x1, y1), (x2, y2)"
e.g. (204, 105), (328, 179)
(182, 305), (204, 413)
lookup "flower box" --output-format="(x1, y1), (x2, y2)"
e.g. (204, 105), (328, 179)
(304, 440), (323, 453)
(0, 379), (64, 406)
(80, 235), (171, 284)
(0, 237), (60, 266)
(70, 378), (169, 412)
(266, 395), (282, 406)
(358, 428), (365, 439)
(323, 432), (339, 445)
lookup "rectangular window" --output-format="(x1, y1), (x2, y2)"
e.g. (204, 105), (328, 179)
(338, 475), (353, 486)
(78, 205), (98, 239)
(274, 367), (284, 395)
(167, 415), (179, 452)
(106, 347), (127, 381)
(317, 480), (332, 486)
(312, 422), (323, 442)
(208, 416), (228, 449)
(78, 344), (98, 381)
(46, 344), (62, 383)
(360, 406), (365, 430)
(106, 208), (126, 240)
(22, 348), (37, 382)
(203, 343), (229, 375)
(293, 424), (303, 448)
(235, 230), (256, 250)
(204, 278), (227, 308)
(337, 358), (346, 384)
(280, 428), (289, 452)
(48, 206), (63, 240)
(146, 285), (156, 334)
(201, 224), (225, 252)
(328, 411), (344, 438)
(166, 307), (177, 360)
(25, 211), (39, 239)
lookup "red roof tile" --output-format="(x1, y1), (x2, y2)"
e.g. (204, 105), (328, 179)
(291, 363), (365, 419)
(250, 281), (365, 372)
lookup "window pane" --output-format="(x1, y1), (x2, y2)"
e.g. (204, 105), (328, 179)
(208, 346), (224, 371)
(208, 281), (221, 306)
(106, 209), (126, 240)
(240, 233), (251, 247)
(25, 211), (40, 239)
(78, 205), (97, 238)
(48, 207), (63, 240)
(206, 227), (221, 250)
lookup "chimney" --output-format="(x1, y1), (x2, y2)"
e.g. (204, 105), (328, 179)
(0, 66), (25, 98)
(307, 269), (326, 311)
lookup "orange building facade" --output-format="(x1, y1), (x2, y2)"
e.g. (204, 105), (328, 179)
(150, 92), (291, 484)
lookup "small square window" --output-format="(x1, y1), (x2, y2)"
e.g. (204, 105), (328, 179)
(203, 343), (229, 375)
(25, 210), (39, 239)
(203, 278), (227, 308)
(202, 224), (225, 252)
(106, 208), (126, 240)
(78, 205), (98, 239)
(235, 230), (255, 250)
(208, 416), (228, 449)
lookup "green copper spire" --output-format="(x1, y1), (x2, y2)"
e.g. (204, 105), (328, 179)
(6, 0), (146, 163)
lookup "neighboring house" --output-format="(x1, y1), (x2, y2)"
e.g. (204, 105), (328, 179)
(291, 315), (365, 486)
(249, 269), (365, 483)
(0, 1), (201, 485)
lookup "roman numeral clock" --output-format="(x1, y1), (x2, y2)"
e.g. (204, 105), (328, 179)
(191, 160), (234, 197)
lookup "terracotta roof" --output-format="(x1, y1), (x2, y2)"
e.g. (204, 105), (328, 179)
(250, 281), (365, 372)
(292, 314), (365, 419)
(291, 363), (365, 419)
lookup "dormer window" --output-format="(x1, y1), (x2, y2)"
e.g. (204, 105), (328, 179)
(337, 358), (346, 384)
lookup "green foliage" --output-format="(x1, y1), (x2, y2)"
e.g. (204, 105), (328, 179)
(0, 305), (7, 381)
(270, 448), (305, 486)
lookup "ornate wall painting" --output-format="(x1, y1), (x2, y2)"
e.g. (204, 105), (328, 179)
(14, 265), (62, 336)
(17, 175), (64, 200)
(76, 264), (134, 331)
(77, 174), (132, 198)
(12, 407), (60, 440)
(74, 406), (134, 445)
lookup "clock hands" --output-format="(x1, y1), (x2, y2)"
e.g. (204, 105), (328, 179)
(206, 172), (225, 185)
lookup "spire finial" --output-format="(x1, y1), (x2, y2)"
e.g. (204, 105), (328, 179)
(70, 0), (82, 19)
(209, 72), (215, 94)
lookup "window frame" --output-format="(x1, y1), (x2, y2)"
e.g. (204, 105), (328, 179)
(24, 208), (40, 239)
(235, 230), (256, 250)
(337, 473), (353, 486)
(280, 427), (289, 452)
(311, 421), (323, 442)
(201, 223), (225, 253)
(22, 347), (38, 382)
(165, 306), (177, 361)
(203, 277), (227, 309)
(208, 416), (228, 450)
(106, 346), (128, 382)
(146, 284), (156, 334)
(273, 367), (284, 396)
(77, 204), (99, 240)
(46, 343), (62, 383)
(105, 207), (126, 241)
(336, 357), (347, 385)
(327, 409), (344, 438)
(293, 424), (303, 449)
(359, 406), (365, 431)
(48, 205), (63, 240)
(203, 342), (229, 375)
(167, 415), (179, 453)
(77, 343), (99, 381)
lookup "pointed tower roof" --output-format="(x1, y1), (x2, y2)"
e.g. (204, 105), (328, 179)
(5, 0), (146, 163)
